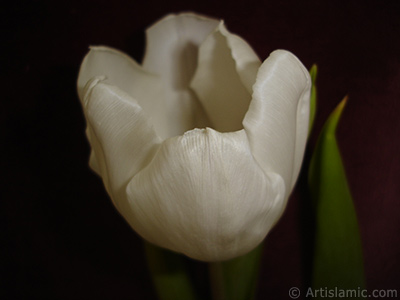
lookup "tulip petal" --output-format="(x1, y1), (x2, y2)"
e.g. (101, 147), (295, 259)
(77, 46), (160, 103)
(243, 50), (311, 194)
(78, 46), (187, 138)
(190, 23), (261, 133)
(142, 13), (219, 90)
(82, 77), (161, 212)
(126, 128), (285, 262)
(140, 13), (223, 136)
(217, 24), (262, 94)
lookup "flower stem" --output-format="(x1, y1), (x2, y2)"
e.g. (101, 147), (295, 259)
(144, 242), (198, 300)
(209, 261), (226, 300)
(208, 244), (263, 300)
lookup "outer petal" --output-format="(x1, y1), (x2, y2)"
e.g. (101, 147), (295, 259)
(243, 50), (311, 193)
(82, 77), (161, 213)
(77, 46), (161, 104)
(126, 128), (285, 262)
(142, 13), (219, 89)
(190, 22), (261, 133)
(77, 46), (181, 139)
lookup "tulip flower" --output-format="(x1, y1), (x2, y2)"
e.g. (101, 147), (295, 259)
(77, 12), (311, 262)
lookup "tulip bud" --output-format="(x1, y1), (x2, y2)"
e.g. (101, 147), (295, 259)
(77, 12), (311, 261)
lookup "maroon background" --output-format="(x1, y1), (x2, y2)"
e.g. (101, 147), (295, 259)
(2, 0), (400, 299)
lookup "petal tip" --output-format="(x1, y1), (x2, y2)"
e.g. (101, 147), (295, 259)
(81, 76), (107, 106)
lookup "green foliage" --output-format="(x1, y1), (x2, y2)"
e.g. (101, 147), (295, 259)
(309, 64), (318, 136)
(308, 97), (365, 298)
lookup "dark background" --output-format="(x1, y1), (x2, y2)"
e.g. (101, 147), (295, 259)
(2, 0), (400, 299)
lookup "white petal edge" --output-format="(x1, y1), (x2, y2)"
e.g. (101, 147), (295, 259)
(82, 77), (161, 212)
(77, 46), (159, 102)
(190, 22), (261, 133)
(218, 23), (261, 94)
(126, 128), (285, 261)
(243, 50), (311, 194)
(77, 46), (185, 139)
(142, 12), (219, 89)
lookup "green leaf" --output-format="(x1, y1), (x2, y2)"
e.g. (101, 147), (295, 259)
(308, 64), (317, 137)
(308, 97), (365, 297)
(144, 242), (198, 300)
(209, 243), (263, 300)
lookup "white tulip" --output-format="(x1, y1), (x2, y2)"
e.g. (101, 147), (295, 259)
(77, 13), (311, 262)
